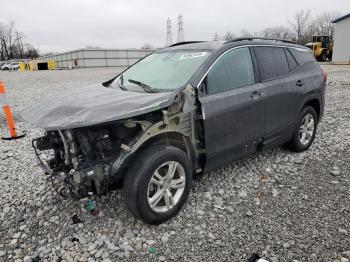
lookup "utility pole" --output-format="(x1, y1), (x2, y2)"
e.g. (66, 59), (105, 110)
(15, 31), (24, 59)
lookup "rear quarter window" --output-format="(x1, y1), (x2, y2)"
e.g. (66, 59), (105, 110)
(254, 46), (289, 81)
(284, 48), (298, 71)
(288, 47), (316, 65)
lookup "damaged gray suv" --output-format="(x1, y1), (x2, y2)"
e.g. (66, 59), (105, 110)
(22, 38), (326, 224)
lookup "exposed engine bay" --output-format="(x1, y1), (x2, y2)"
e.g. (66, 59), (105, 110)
(31, 86), (204, 199)
(33, 121), (140, 198)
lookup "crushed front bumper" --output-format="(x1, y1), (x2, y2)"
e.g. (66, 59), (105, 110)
(31, 138), (85, 198)
(32, 138), (109, 199)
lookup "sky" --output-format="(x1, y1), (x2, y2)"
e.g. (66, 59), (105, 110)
(1, 0), (349, 54)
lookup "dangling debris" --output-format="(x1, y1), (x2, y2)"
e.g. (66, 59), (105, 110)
(71, 214), (83, 224)
(71, 237), (79, 242)
(148, 247), (156, 254)
(82, 192), (100, 216)
(248, 254), (270, 262)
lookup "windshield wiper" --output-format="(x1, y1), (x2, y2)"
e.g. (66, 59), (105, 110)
(128, 79), (155, 93)
(117, 75), (128, 91)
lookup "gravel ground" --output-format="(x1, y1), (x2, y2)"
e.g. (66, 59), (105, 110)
(0, 66), (350, 262)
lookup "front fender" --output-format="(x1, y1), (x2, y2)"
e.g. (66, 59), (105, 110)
(108, 112), (193, 178)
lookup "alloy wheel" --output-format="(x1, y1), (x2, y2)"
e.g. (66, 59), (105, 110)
(299, 113), (315, 145)
(147, 161), (186, 213)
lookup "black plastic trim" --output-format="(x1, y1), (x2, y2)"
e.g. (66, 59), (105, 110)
(224, 37), (296, 45)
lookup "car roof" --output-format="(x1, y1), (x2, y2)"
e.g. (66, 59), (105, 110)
(160, 38), (306, 53)
(164, 41), (225, 51)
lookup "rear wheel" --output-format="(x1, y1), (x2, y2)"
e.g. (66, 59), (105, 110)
(287, 106), (318, 152)
(123, 145), (192, 224)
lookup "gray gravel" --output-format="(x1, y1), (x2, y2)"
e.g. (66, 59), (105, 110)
(0, 66), (350, 262)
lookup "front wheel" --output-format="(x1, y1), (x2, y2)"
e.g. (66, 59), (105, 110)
(320, 50), (327, 62)
(327, 51), (333, 60)
(287, 106), (318, 152)
(123, 145), (192, 225)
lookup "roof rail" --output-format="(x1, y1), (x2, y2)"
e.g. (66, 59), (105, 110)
(224, 37), (296, 45)
(168, 41), (205, 47)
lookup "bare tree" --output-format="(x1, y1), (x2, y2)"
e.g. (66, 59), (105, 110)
(260, 26), (295, 40)
(223, 31), (236, 41)
(239, 29), (253, 37)
(0, 23), (8, 60)
(312, 11), (340, 37)
(15, 31), (25, 58)
(0, 21), (29, 60)
(297, 11), (340, 43)
(212, 9), (340, 46)
(141, 43), (154, 49)
(288, 10), (311, 44)
(23, 43), (39, 59)
(0, 22), (16, 59)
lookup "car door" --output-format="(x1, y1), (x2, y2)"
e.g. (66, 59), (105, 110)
(198, 47), (265, 170)
(253, 46), (299, 147)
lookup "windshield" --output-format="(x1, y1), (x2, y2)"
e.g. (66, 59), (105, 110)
(111, 50), (211, 92)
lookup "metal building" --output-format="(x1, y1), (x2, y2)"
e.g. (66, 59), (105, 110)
(39, 48), (154, 69)
(332, 13), (350, 64)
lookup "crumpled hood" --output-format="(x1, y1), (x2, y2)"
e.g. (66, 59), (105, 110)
(21, 84), (177, 131)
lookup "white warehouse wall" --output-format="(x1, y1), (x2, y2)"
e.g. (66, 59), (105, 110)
(333, 18), (350, 64)
(39, 48), (154, 68)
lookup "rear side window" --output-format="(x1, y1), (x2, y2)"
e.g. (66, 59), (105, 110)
(207, 47), (255, 94)
(254, 46), (289, 81)
(284, 48), (298, 71)
(288, 48), (316, 64)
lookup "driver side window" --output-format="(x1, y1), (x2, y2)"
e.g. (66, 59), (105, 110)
(207, 47), (255, 95)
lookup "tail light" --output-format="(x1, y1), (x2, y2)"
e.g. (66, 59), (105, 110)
(321, 68), (328, 81)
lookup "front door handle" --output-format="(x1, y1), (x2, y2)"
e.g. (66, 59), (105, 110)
(250, 91), (264, 98)
(296, 80), (304, 87)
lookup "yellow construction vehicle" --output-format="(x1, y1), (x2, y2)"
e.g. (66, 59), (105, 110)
(305, 35), (333, 62)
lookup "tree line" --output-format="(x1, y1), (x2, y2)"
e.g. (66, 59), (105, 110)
(214, 10), (340, 45)
(0, 21), (39, 61)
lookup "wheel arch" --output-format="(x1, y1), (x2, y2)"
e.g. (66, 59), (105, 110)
(112, 131), (197, 180)
(137, 131), (197, 167)
(303, 98), (321, 121)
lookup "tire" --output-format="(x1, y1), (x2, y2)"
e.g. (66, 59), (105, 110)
(327, 51), (333, 61)
(123, 144), (192, 225)
(287, 106), (318, 152)
(320, 51), (327, 62)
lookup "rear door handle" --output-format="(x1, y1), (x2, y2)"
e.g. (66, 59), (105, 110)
(296, 80), (304, 87)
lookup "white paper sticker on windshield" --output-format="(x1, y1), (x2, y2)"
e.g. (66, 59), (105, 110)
(180, 52), (207, 60)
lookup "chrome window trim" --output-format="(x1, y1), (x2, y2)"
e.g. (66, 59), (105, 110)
(196, 44), (305, 89)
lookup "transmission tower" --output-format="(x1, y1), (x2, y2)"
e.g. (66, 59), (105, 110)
(166, 18), (173, 46)
(177, 14), (184, 43)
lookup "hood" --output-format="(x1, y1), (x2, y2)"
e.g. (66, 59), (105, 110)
(21, 84), (177, 131)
